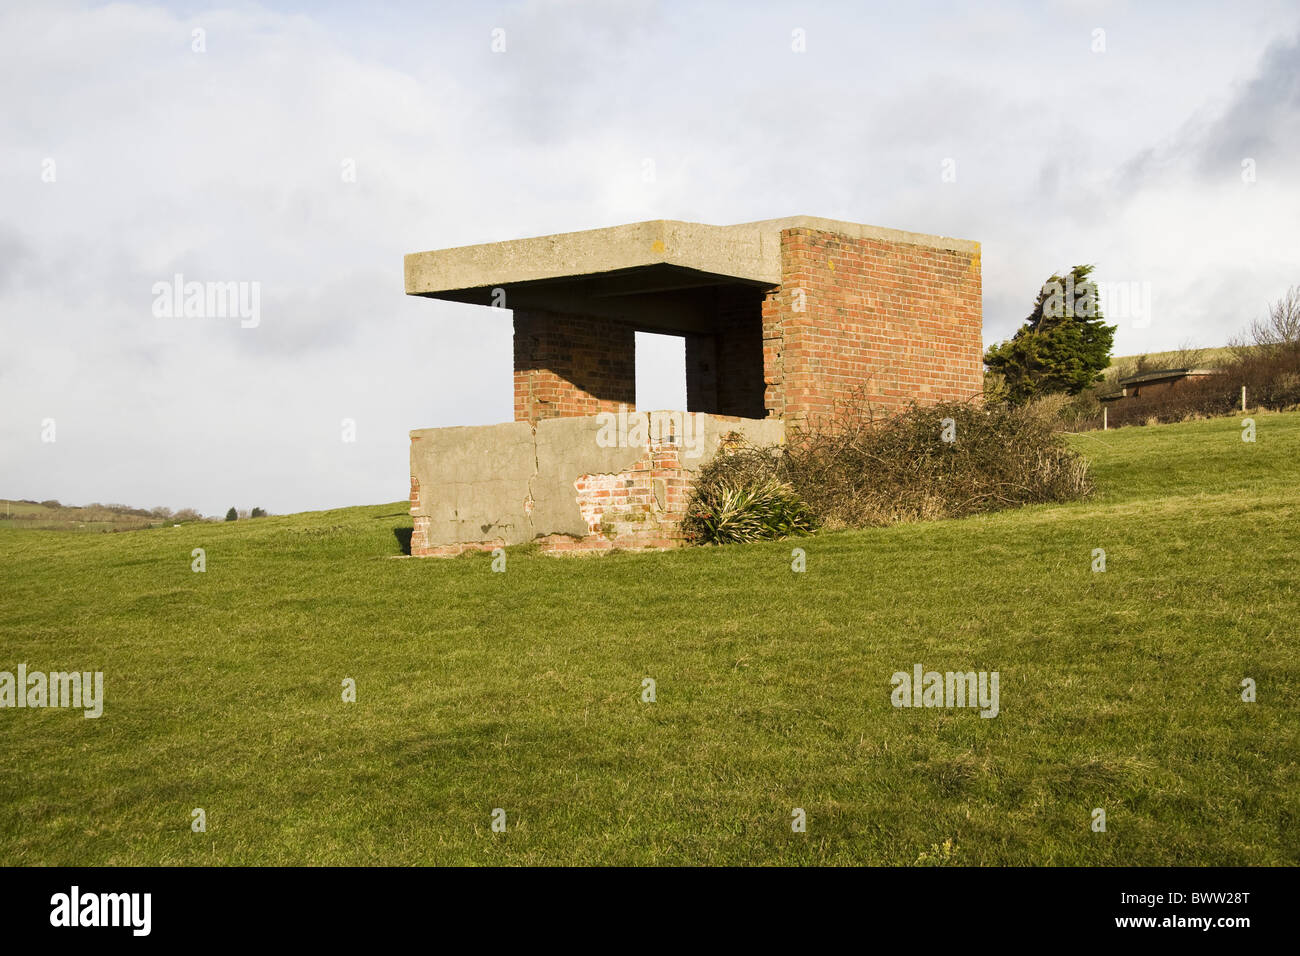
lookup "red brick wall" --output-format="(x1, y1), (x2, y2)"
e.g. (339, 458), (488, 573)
(508, 229), (981, 429)
(513, 310), (636, 423)
(761, 287), (785, 420)
(768, 227), (983, 424)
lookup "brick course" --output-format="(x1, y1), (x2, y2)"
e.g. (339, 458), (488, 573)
(768, 227), (983, 424)
(508, 229), (980, 429)
(513, 310), (636, 423)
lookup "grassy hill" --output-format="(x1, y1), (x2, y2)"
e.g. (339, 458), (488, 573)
(1102, 346), (1243, 382)
(1, 412), (1297, 865)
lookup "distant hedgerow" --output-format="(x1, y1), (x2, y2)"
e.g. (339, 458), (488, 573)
(1104, 344), (1300, 428)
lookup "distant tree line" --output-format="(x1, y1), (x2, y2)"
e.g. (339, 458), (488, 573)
(224, 507), (268, 521)
(13, 501), (272, 524)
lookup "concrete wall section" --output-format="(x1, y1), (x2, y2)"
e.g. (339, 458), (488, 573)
(407, 422), (538, 548)
(410, 412), (784, 556)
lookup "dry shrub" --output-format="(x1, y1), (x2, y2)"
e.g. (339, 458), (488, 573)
(1021, 392), (1073, 426)
(1008, 389), (1107, 432)
(683, 399), (1093, 540)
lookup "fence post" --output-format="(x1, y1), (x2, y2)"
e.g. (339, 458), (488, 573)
(1241, 385), (1247, 412)
(1103, 406), (1108, 431)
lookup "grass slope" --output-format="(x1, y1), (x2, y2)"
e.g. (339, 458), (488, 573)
(1102, 346), (1242, 380)
(1, 413), (1297, 865)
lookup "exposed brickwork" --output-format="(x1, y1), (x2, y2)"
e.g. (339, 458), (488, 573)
(415, 538), (506, 558)
(536, 423), (769, 555)
(683, 332), (716, 412)
(408, 456), (425, 553)
(568, 439), (693, 548)
(769, 227), (983, 424)
(761, 286), (785, 419)
(410, 514), (430, 555)
(513, 310), (636, 423)
(507, 230), (981, 430)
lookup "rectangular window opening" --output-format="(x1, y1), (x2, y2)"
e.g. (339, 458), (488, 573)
(634, 330), (687, 412)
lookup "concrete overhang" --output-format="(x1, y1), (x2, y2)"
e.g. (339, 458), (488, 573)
(404, 216), (979, 334)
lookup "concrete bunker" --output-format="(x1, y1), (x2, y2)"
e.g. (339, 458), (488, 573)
(405, 216), (983, 555)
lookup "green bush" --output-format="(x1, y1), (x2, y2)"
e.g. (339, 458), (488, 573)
(682, 476), (818, 545)
(983, 264), (1116, 404)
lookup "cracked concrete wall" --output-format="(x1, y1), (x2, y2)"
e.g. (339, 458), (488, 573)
(409, 412), (784, 554)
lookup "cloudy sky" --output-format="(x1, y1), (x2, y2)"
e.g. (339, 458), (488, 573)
(2, 0), (1297, 516)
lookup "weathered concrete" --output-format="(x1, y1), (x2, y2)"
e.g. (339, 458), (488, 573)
(407, 422), (538, 545)
(404, 216), (979, 334)
(406, 216), (978, 296)
(409, 411), (784, 554)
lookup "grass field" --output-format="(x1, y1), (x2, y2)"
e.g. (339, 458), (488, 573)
(0, 500), (176, 533)
(1102, 346), (1242, 380)
(1, 412), (1297, 865)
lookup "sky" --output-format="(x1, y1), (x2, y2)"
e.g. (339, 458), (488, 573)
(2, 0), (1297, 516)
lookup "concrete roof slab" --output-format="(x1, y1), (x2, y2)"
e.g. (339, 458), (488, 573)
(404, 216), (979, 302)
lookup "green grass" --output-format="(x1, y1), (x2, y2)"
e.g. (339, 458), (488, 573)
(2, 412), (1297, 865)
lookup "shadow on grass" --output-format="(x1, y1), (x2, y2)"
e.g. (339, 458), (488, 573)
(393, 527), (413, 556)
